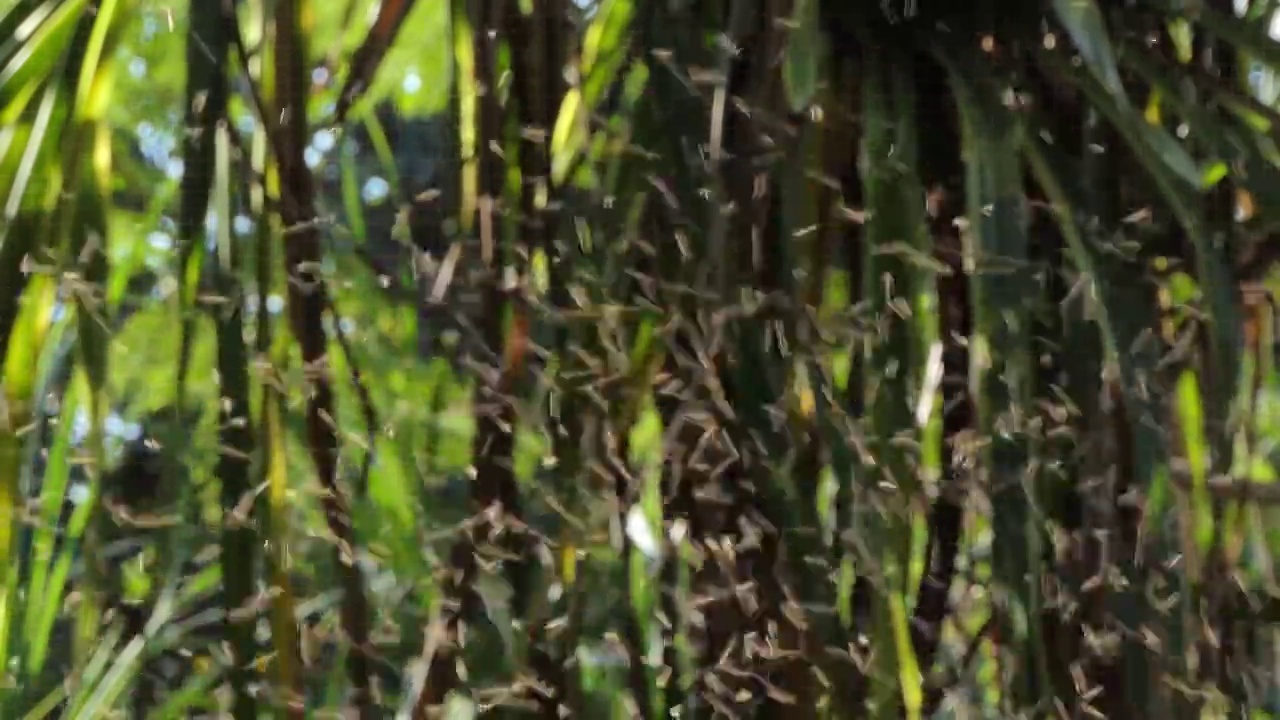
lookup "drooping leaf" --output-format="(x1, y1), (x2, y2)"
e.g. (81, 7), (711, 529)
(1052, 0), (1125, 97)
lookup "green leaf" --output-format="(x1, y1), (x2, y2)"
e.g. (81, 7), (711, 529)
(22, 373), (79, 677)
(1200, 160), (1228, 188)
(889, 594), (923, 720)
(1175, 370), (1215, 557)
(551, 0), (634, 184)
(0, 0), (87, 120)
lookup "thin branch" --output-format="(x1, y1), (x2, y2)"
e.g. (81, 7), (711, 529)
(334, 0), (418, 125)
(325, 291), (379, 500)
(229, 7), (288, 182)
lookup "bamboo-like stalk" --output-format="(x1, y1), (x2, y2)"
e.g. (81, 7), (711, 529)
(940, 44), (1048, 712)
(273, 0), (376, 714)
(233, 7), (306, 711)
(857, 40), (932, 720)
(624, 2), (723, 714)
(175, 0), (259, 715)
(211, 120), (259, 719)
(715, 1), (840, 714)
(1196, 3), (1248, 702)
(909, 51), (969, 693)
(414, 0), (521, 713)
(508, 1), (573, 715)
(539, 2), (663, 714)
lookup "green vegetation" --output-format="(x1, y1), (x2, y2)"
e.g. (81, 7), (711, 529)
(5, 0), (1280, 717)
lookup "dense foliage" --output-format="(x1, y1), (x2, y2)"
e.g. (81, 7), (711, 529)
(5, 0), (1280, 717)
